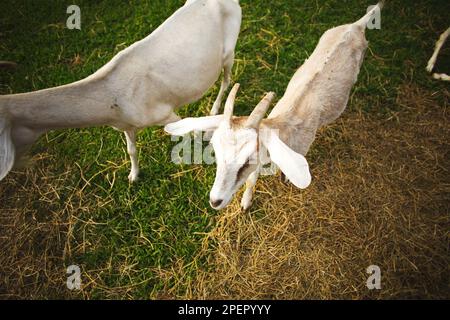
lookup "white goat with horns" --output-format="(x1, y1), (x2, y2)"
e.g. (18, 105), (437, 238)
(165, 2), (383, 210)
(0, 0), (241, 182)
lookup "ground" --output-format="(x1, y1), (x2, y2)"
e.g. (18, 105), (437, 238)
(0, 0), (449, 299)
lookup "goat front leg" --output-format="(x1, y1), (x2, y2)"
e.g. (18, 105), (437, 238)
(125, 129), (139, 182)
(241, 166), (261, 211)
(426, 27), (450, 73)
(210, 59), (233, 116)
(159, 112), (181, 125)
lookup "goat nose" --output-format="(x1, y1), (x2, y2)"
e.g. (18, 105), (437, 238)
(210, 199), (223, 208)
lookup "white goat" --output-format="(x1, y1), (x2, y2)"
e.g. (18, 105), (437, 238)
(426, 27), (450, 81)
(0, 0), (241, 182)
(165, 2), (383, 210)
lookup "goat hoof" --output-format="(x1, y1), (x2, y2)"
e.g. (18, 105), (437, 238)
(280, 172), (289, 185)
(128, 172), (139, 183)
(240, 198), (252, 212)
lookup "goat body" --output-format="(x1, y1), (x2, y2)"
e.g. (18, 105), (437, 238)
(0, 0), (242, 181)
(264, 9), (373, 156)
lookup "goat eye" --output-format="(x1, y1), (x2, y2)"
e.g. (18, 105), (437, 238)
(236, 158), (251, 181)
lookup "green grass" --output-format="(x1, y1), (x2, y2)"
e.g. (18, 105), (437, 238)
(0, 0), (449, 299)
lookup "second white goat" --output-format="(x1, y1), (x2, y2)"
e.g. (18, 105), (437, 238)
(165, 2), (383, 210)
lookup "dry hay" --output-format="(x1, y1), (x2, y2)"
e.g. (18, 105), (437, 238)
(1, 156), (65, 298)
(156, 83), (450, 299)
(0, 153), (96, 299)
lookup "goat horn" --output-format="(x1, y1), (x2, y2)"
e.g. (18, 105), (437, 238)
(245, 91), (275, 128)
(223, 83), (240, 126)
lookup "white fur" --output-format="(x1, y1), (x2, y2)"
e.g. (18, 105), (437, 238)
(0, 0), (241, 182)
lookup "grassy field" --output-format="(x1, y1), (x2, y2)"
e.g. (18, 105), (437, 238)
(0, 0), (449, 299)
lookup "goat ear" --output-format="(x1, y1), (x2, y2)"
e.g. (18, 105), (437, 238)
(164, 115), (223, 136)
(261, 130), (311, 189)
(0, 118), (15, 181)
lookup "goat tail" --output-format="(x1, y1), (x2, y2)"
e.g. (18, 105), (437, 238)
(354, 1), (385, 28)
(0, 101), (15, 181)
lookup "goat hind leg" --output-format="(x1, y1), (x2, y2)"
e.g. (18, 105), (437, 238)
(125, 129), (139, 182)
(159, 112), (181, 125)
